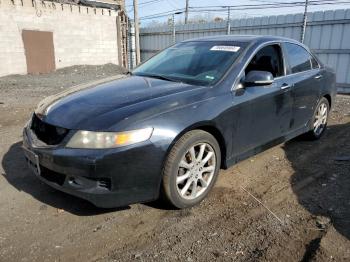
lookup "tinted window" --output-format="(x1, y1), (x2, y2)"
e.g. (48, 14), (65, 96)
(285, 43), (312, 73)
(245, 44), (284, 77)
(311, 56), (320, 69)
(133, 41), (247, 86)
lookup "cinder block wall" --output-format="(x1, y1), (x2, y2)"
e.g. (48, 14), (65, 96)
(0, 0), (120, 77)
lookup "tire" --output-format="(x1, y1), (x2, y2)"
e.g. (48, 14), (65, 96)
(305, 97), (330, 140)
(161, 130), (221, 209)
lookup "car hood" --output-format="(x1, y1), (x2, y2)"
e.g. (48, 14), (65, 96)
(36, 75), (203, 131)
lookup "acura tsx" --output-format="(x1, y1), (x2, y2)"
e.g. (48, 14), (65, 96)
(23, 35), (336, 209)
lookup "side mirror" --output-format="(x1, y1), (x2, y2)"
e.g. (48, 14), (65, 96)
(244, 70), (274, 86)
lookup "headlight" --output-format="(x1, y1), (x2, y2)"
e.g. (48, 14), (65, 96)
(66, 128), (153, 149)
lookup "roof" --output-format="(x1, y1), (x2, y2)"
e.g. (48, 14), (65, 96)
(183, 35), (300, 45)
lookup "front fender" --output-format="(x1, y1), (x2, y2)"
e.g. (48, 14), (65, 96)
(144, 91), (234, 169)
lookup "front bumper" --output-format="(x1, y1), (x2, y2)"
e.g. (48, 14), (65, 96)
(22, 127), (167, 208)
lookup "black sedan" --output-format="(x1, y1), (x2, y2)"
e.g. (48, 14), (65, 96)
(23, 35), (336, 209)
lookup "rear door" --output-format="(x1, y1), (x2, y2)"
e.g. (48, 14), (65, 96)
(282, 42), (322, 131)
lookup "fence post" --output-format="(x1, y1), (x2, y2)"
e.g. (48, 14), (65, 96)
(227, 6), (231, 35)
(172, 13), (176, 43)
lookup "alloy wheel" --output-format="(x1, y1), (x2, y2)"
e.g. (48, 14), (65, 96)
(313, 102), (328, 136)
(176, 143), (216, 200)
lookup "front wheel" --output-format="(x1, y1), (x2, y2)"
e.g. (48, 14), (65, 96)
(161, 130), (221, 209)
(305, 97), (330, 140)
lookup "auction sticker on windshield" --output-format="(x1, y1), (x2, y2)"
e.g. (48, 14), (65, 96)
(210, 46), (241, 52)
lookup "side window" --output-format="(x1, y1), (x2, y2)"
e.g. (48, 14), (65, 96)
(311, 56), (320, 69)
(284, 43), (312, 73)
(245, 44), (284, 78)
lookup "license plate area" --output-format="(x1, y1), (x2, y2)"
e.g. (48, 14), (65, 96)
(23, 147), (41, 176)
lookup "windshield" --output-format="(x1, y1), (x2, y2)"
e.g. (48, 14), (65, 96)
(133, 41), (247, 86)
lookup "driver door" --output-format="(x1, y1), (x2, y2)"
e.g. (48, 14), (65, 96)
(231, 44), (293, 160)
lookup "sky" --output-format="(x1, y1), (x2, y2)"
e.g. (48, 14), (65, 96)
(124, 0), (350, 26)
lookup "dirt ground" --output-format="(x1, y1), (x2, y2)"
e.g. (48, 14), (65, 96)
(0, 65), (349, 262)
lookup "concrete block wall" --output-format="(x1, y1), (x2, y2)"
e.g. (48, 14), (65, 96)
(0, 0), (120, 76)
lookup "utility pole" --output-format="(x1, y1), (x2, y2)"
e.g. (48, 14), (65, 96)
(185, 0), (189, 24)
(227, 6), (231, 35)
(133, 0), (141, 65)
(301, 0), (309, 43)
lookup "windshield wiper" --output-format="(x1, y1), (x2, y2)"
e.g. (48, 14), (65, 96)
(136, 73), (181, 83)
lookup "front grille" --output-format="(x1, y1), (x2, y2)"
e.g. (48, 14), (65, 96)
(31, 114), (69, 145)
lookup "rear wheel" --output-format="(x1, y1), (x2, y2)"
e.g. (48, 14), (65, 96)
(161, 130), (221, 209)
(305, 97), (330, 140)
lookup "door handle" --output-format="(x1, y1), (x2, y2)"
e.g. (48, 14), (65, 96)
(315, 74), (323, 80)
(280, 83), (291, 90)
